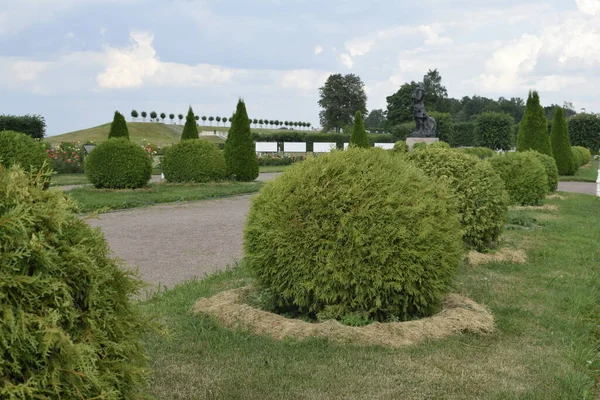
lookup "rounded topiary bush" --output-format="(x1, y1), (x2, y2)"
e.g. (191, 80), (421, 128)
(526, 150), (558, 192)
(0, 130), (47, 172)
(392, 141), (408, 153)
(487, 152), (548, 206)
(85, 138), (152, 189)
(245, 148), (464, 322)
(406, 147), (509, 251)
(456, 147), (495, 159)
(162, 139), (226, 183)
(0, 164), (150, 398)
(572, 146), (591, 167)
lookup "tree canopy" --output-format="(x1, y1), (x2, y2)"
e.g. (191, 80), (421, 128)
(318, 73), (367, 132)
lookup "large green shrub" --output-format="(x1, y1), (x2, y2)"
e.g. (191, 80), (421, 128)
(162, 140), (226, 182)
(429, 111), (454, 144)
(180, 106), (199, 140)
(0, 130), (47, 172)
(391, 141), (408, 153)
(224, 100), (259, 181)
(568, 114), (600, 153)
(516, 91), (552, 156)
(526, 151), (558, 192)
(0, 114), (46, 139)
(85, 138), (152, 189)
(406, 147), (509, 250)
(455, 147), (495, 159)
(474, 112), (515, 150)
(245, 148), (463, 322)
(451, 122), (476, 147)
(0, 164), (150, 398)
(488, 152), (548, 205)
(349, 111), (369, 148)
(550, 107), (576, 175)
(108, 111), (129, 140)
(571, 146), (591, 168)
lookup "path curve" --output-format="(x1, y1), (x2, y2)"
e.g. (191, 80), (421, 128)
(558, 181), (596, 195)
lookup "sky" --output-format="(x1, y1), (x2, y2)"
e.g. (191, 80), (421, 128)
(1, 0), (600, 136)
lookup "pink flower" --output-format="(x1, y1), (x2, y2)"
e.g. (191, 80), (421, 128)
(67, 159), (72, 163)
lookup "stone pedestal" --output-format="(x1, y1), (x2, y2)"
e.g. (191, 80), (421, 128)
(406, 137), (439, 150)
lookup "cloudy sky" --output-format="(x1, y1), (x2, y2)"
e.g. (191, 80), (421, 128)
(1, 0), (599, 136)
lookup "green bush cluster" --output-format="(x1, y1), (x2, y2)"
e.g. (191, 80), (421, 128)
(0, 164), (150, 398)
(550, 107), (576, 175)
(47, 142), (85, 174)
(450, 122), (476, 147)
(455, 147), (495, 159)
(162, 140), (226, 183)
(245, 148), (463, 322)
(428, 112), (454, 143)
(572, 146), (592, 168)
(256, 154), (304, 166)
(474, 112), (515, 150)
(0, 130), (48, 173)
(428, 141), (450, 149)
(0, 114), (46, 139)
(568, 114), (600, 153)
(224, 100), (259, 181)
(406, 147), (509, 250)
(411, 142), (428, 151)
(391, 141), (408, 153)
(526, 151), (558, 192)
(85, 138), (152, 189)
(487, 152), (548, 206)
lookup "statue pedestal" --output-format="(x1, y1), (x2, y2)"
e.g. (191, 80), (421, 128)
(406, 137), (439, 150)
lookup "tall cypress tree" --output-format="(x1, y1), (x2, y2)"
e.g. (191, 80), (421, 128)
(180, 106), (199, 140)
(550, 107), (576, 175)
(516, 91), (552, 155)
(108, 111), (129, 140)
(349, 111), (370, 148)
(224, 99), (259, 181)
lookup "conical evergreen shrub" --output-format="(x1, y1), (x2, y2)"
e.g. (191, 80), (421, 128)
(550, 107), (576, 175)
(108, 111), (129, 139)
(349, 111), (369, 148)
(180, 106), (199, 141)
(516, 91), (551, 156)
(224, 99), (259, 181)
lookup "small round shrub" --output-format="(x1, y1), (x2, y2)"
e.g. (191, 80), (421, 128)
(406, 147), (509, 250)
(0, 164), (150, 398)
(487, 152), (548, 206)
(0, 130), (47, 172)
(391, 141), (408, 153)
(428, 141), (450, 149)
(526, 150), (558, 192)
(572, 146), (591, 167)
(85, 138), (152, 189)
(245, 148), (464, 322)
(162, 140), (226, 183)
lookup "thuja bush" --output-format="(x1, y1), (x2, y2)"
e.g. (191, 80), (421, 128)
(391, 141), (408, 153)
(108, 111), (129, 140)
(550, 107), (576, 175)
(488, 152), (548, 206)
(455, 147), (495, 159)
(428, 141), (450, 149)
(85, 138), (152, 189)
(162, 140), (226, 183)
(572, 146), (591, 167)
(526, 150), (558, 192)
(245, 148), (463, 322)
(224, 100), (259, 181)
(0, 164), (150, 398)
(475, 112), (515, 150)
(0, 130), (47, 172)
(406, 147), (508, 250)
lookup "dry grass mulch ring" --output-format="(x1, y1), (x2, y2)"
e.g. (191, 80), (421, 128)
(194, 286), (494, 348)
(468, 248), (527, 266)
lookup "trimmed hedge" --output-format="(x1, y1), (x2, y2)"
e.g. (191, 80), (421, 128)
(407, 147), (509, 250)
(0, 114), (46, 139)
(474, 112), (515, 150)
(455, 147), (495, 159)
(488, 152), (548, 205)
(572, 146), (592, 168)
(162, 140), (226, 183)
(568, 114), (600, 153)
(0, 130), (48, 173)
(85, 138), (152, 189)
(391, 141), (408, 153)
(245, 148), (463, 322)
(0, 164), (150, 398)
(428, 141), (450, 149)
(527, 151), (558, 192)
(451, 122), (476, 147)
(429, 112), (454, 143)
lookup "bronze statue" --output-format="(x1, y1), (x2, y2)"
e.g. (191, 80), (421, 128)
(410, 82), (437, 138)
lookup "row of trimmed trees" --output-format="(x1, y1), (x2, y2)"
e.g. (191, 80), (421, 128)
(130, 109), (311, 130)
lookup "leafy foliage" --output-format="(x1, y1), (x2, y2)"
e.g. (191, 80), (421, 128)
(516, 91), (552, 156)
(455, 147), (495, 159)
(0, 130), (47, 173)
(364, 109), (386, 130)
(571, 146), (592, 168)
(47, 142), (85, 173)
(245, 148), (463, 322)
(526, 150), (558, 192)
(162, 140), (226, 183)
(85, 138), (152, 189)
(0, 114), (46, 139)
(386, 82), (417, 127)
(568, 113), (600, 153)
(318, 74), (367, 132)
(475, 112), (515, 150)
(391, 141), (408, 153)
(180, 106), (199, 140)
(224, 99), (259, 181)
(428, 141), (450, 149)
(0, 164), (150, 398)
(550, 107), (576, 175)
(429, 111), (453, 143)
(406, 147), (509, 250)
(487, 152), (548, 206)
(451, 122), (476, 147)
(108, 111), (129, 140)
(349, 111), (369, 148)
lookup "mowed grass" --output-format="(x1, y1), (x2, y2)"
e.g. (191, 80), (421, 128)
(559, 160), (599, 182)
(50, 173), (90, 186)
(68, 181), (263, 213)
(139, 193), (600, 399)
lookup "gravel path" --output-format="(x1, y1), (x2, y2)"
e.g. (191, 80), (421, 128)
(558, 181), (596, 195)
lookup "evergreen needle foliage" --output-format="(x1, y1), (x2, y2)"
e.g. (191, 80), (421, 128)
(108, 111), (130, 140)
(0, 164), (151, 398)
(488, 152), (548, 206)
(224, 99), (259, 181)
(527, 150), (559, 192)
(516, 91), (551, 156)
(550, 107), (576, 175)
(0, 130), (48, 173)
(162, 140), (226, 183)
(180, 106), (199, 141)
(349, 111), (369, 148)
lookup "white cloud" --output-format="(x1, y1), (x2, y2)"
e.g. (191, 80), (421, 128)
(345, 36), (375, 57)
(533, 75), (587, 91)
(12, 61), (52, 81)
(340, 53), (354, 68)
(576, 0), (600, 15)
(279, 69), (330, 91)
(314, 45), (324, 55)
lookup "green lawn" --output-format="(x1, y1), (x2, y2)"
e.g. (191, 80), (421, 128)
(559, 159), (599, 182)
(258, 165), (292, 173)
(140, 193), (600, 399)
(68, 181), (263, 213)
(50, 173), (89, 186)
